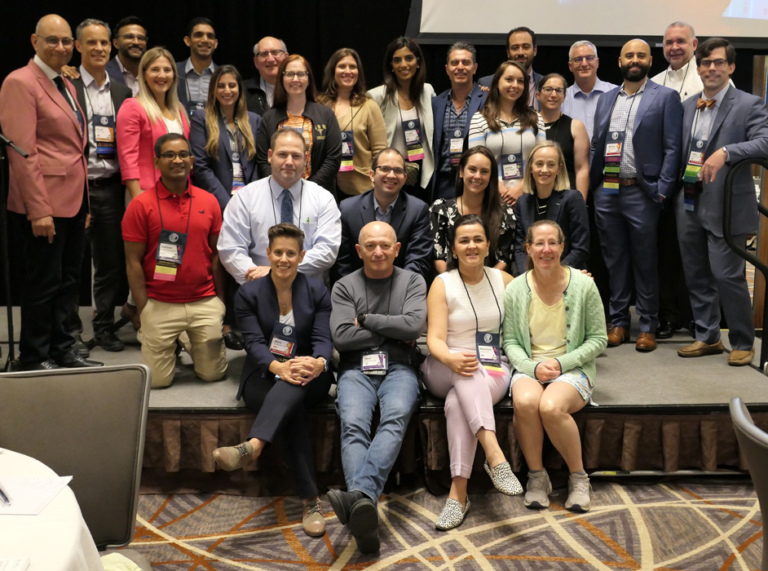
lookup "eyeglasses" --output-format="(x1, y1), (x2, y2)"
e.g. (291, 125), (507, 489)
(159, 151), (192, 160)
(570, 55), (597, 64)
(283, 71), (308, 79)
(700, 58), (729, 69)
(117, 33), (148, 43)
(43, 36), (74, 47)
(257, 49), (286, 59)
(376, 165), (406, 176)
(540, 87), (565, 95)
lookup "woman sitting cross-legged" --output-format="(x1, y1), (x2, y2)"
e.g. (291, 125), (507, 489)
(421, 214), (521, 531)
(212, 223), (333, 538)
(503, 220), (607, 512)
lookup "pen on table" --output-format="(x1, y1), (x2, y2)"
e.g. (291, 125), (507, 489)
(0, 483), (12, 506)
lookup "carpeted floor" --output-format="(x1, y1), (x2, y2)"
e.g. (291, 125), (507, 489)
(116, 478), (763, 570)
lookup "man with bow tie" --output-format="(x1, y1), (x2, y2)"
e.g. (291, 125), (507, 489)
(675, 37), (768, 367)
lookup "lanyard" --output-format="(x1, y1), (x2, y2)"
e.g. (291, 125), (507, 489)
(544, 115), (562, 142)
(607, 88), (640, 134)
(662, 60), (691, 96)
(338, 104), (356, 132)
(269, 177), (304, 225)
(155, 183), (193, 235)
(459, 269), (503, 334)
(363, 273), (394, 316)
(499, 118), (524, 155)
(82, 82), (116, 121)
(397, 102), (420, 139)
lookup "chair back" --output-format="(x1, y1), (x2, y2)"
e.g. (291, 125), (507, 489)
(0, 365), (151, 549)
(730, 397), (768, 571)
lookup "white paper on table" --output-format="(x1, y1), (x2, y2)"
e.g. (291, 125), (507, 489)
(0, 476), (73, 515)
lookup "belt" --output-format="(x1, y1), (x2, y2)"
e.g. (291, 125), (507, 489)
(618, 178), (637, 187)
(89, 175), (122, 188)
(338, 342), (422, 367)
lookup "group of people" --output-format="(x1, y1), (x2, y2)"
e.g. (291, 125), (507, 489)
(2, 10), (767, 555)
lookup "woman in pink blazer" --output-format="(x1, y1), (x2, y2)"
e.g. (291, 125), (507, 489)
(117, 47), (190, 197)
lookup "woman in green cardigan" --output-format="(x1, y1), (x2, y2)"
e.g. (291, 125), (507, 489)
(502, 220), (607, 513)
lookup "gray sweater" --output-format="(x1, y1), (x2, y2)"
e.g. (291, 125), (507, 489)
(331, 267), (427, 352)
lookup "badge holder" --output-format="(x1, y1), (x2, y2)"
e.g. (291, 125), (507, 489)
(681, 138), (706, 212)
(403, 118), (425, 162)
(154, 229), (187, 282)
(93, 114), (116, 160)
(231, 152), (245, 193)
(269, 322), (298, 361)
(340, 130), (355, 172)
(602, 131), (624, 195)
(500, 153), (523, 183)
(449, 129), (464, 166)
(361, 347), (389, 376)
(189, 100), (205, 117)
(476, 331), (504, 377)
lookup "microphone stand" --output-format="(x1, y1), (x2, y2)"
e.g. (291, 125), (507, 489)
(0, 130), (28, 371)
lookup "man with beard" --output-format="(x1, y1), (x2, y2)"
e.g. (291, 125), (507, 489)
(177, 17), (218, 116)
(590, 39), (682, 353)
(105, 16), (147, 96)
(479, 27), (541, 110)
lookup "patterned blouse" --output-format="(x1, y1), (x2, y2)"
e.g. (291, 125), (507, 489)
(429, 198), (518, 273)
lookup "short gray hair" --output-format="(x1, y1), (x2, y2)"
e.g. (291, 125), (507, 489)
(568, 40), (598, 61)
(75, 18), (111, 41)
(252, 38), (288, 57)
(664, 21), (696, 41)
(446, 41), (477, 64)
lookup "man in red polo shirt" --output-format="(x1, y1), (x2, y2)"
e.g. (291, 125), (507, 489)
(122, 133), (227, 388)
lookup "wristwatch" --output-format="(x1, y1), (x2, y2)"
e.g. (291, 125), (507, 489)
(357, 313), (367, 327)
(721, 146), (729, 162)
(317, 356), (329, 372)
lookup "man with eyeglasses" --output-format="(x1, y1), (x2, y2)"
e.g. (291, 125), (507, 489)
(177, 17), (219, 116)
(105, 16), (148, 96)
(0, 14), (102, 370)
(562, 40), (617, 141)
(479, 27), (542, 110)
(122, 133), (228, 388)
(244, 36), (287, 116)
(334, 148), (432, 281)
(431, 42), (487, 201)
(676, 38), (768, 367)
(218, 128), (341, 283)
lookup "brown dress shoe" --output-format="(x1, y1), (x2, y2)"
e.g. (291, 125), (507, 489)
(677, 340), (724, 358)
(635, 332), (656, 352)
(728, 347), (755, 367)
(607, 326), (629, 347)
(302, 498), (326, 537)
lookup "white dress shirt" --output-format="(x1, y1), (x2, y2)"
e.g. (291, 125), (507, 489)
(218, 176), (341, 283)
(651, 59), (704, 102)
(79, 66), (119, 179)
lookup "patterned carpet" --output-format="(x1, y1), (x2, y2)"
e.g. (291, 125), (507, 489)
(118, 478), (763, 570)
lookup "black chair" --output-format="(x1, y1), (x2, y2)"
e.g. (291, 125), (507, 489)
(0, 365), (152, 568)
(730, 397), (768, 571)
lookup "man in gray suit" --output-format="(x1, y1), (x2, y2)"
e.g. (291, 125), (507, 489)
(676, 37), (768, 366)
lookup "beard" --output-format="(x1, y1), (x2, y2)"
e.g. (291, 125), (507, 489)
(620, 62), (650, 81)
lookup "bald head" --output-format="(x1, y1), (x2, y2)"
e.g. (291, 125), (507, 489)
(356, 222), (401, 278)
(619, 39), (652, 83)
(32, 14), (73, 73)
(253, 35), (287, 84)
(359, 221), (397, 245)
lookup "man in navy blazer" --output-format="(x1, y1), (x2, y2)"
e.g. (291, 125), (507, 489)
(478, 27), (542, 110)
(104, 16), (147, 96)
(333, 148), (432, 282)
(432, 42), (487, 201)
(676, 38), (768, 366)
(590, 39), (683, 352)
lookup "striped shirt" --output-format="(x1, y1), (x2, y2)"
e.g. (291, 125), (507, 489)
(608, 80), (647, 178)
(468, 112), (546, 179)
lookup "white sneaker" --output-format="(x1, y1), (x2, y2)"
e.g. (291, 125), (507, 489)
(565, 473), (592, 512)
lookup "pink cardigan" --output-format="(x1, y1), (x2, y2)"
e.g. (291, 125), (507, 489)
(116, 98), (190, 190)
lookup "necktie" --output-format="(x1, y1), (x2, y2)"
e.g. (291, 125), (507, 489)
(696, 98), (716, 111)
(280, 190), (294, 224)
(54, 76), (84, 133)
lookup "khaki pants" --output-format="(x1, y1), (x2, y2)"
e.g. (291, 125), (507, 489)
(140, 296), (227, 388)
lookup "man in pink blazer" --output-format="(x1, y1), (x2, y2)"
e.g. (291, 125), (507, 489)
(0, 14), (102, 370)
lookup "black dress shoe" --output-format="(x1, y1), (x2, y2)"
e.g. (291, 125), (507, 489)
(19, 359), (61, 371)
(55, 352), (104, 368)
(72, 334), (91, 358)
(656, 321), (679, 340)
(327, 489), (366, 525)
(349, 498), (379, 554)
(94, 330), (125, 352)
(223, 330), (244, 351)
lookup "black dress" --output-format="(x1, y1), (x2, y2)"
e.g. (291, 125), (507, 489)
(544, 114), (576, 188)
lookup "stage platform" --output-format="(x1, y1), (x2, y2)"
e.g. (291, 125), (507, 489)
(2, 307), (767, 496)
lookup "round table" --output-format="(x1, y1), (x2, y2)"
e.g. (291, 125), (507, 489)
(0, 449), (104, 570)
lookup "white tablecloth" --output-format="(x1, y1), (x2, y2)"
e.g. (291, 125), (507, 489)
(0, 449), (104, 571)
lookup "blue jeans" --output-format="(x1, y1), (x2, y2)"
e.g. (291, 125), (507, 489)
(335, 363), (420, 503)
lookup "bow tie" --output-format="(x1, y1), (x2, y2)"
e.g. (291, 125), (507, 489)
(696, 98), (716, 110)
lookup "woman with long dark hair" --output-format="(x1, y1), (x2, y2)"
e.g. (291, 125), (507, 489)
(368, 37), (435, 202)
(318, 48), (387, 199)
(468, 61), (545, 207)
(430, 146), (516, 274)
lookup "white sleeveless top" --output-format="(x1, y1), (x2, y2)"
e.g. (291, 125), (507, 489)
(439, 268), (505, 353)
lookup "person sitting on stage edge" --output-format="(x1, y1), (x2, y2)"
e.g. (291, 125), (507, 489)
(122, 133), (227, 388)
(328, 221), (427, 554)
(422, 214), (520, 531)
(212, 223), (333, 539)
(503, 220), (607, 513)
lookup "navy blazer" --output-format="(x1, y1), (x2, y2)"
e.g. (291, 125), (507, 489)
(177, 59), (218, 114)
(431, 84), (487, 195)
(333, 189), (433, 282)
(234, 272), (333, 400)
(514, 189), (590, 272)
(71, 75), (132, 164)
(189, 111), (261, 212)
(680, 86), (768, 237)
(105, 58), (126, 87)
(590, 79), (683, 201)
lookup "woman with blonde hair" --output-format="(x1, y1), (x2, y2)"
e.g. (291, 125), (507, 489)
(117, 47), (190, 198)
(318, 48), (387, 199)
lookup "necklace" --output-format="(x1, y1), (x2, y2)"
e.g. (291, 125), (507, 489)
(535, 194), (549, 216)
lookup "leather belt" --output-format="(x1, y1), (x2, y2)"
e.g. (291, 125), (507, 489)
(89, 175), (122, 188)
(618, 178), (637, 187)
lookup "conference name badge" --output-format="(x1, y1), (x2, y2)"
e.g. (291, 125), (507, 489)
(339, 129), (355, 172)
(154, 229), (187, 281)
(362, 347), (389, 375)
(92, 114), (116, 159)
(269, 322), (297, 360)
(402, 118), (425, 161)
(449, 129), (464, 165)
(476, 331), (503, 376)
(500, 152), (523, 181)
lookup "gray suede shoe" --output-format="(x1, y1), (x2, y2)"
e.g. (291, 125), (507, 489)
(524, 470), (552, 509)
(565, 473), (592, 512)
